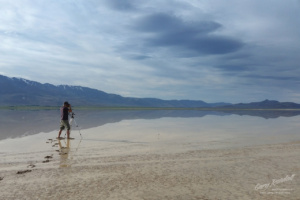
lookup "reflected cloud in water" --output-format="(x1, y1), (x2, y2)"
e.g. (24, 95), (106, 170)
(1, 109), (300, 140)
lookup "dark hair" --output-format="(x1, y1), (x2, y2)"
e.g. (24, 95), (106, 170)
(64, 101), (70, 106)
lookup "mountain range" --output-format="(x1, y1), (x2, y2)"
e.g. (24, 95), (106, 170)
(0, 75), (228, 107)
(1, 74), (300, 108)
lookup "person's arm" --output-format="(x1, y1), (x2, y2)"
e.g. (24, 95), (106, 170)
(68, 104), (72, 113)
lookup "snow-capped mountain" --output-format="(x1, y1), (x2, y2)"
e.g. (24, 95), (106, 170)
(0, 74), (226, 107)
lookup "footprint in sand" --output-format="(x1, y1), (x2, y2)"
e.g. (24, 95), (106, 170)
(27, 164), (36, 168)
(42, 154), (53, 163)
(0, 177), (3, 181)
(44, 155), (53, 159)
(16, 170), (32, 174)
(47, 139), (56, 144)
(52, 143), (59, 147)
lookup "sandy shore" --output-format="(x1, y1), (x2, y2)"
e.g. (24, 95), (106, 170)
(0, 135), (299, 200)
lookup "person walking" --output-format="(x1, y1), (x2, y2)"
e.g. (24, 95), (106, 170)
(57, 101), (73, 139)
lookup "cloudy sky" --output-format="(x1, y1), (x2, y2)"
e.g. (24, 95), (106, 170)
(1, 0), (300, 103)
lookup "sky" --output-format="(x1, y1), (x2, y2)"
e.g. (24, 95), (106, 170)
(1, 0), (300, 103)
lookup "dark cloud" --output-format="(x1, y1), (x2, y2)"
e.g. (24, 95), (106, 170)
(185, 36), (244, 55)
(105, 0), (136, 11)
(134, 13), (221, 35)
(215, 64), (251, 72)
(132, 13), (244, 56)
(126, 54), (152, 60)
(134, 13), (182, 32)
(242, 74), (300, 82)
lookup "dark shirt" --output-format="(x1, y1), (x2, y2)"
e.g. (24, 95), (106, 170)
(60, 106), (69, 120)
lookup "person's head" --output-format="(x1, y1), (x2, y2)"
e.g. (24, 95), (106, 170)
(64, 101), (70, 107)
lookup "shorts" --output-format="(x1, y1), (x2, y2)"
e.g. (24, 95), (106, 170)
(60, 120), (70, 130)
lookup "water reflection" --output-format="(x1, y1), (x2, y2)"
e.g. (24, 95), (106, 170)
(1, 109), (300, 140)
(58, 139), (71, 168)
(0, 110), (300, 160)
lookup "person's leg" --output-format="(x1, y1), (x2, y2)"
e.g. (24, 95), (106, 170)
(57, 120), (65, 139)
(67, 129), (70, 139)
(67, 130), (74, 139)
(58, 129), (63, 138)
(66, 121), (73, 139)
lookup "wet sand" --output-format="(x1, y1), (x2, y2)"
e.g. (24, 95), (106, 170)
(1, 116), (300, 199)
(0, 135), (299, 200)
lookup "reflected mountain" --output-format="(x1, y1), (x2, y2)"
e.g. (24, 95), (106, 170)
(219, 110), (300, 119)
(1, 109), (300, 140)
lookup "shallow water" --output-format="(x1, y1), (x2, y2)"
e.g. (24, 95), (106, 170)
(1, 109), (300, 140)
(1, 109), (300, 200)
(1, 109), (300, 154)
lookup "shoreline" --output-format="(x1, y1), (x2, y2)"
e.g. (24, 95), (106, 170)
(1, 105), (300, 111)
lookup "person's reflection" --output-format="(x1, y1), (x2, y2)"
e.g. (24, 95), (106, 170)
(58, 139), (72, 168)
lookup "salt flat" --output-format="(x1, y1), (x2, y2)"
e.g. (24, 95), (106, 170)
(0, 112), (300, 199)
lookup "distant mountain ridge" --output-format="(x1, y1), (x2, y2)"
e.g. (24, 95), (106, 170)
(221, 99), (300, 109)
(0, 75), (228, 107)
(1, 74), (300, 108)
